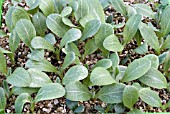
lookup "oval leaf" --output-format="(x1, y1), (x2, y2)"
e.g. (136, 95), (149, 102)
(12, 6), (30, 26)
(90, 67), (116, 86)
(60, 28), (82, 48)
(123, 86), (139, 109)
(0, 52), (7, 74)
(28, 69), (52, 88)
(96, 83), (125, 103)
(93, 59), (112, 69)
(94, 23), (113, 53)
(139, 68), (167, 89)
(7, 67), (31, 87)
(143, 54), (159, 69)
(15, 19), (36, 47)
(35, 83), (65, 102)
(109, 0), (127, 16)
(139, 88), (162, 107)
(84, 39), (98, 57)
(139, 24), (160, 54)
(32, 12), (47, 36)
(46, 14), (69, 37)
(81, 19), (101, 41)
(121, 58), (151, 82)
(86, 0), (105, 22)
(15, 93), (31, 113)
(103, 34), (124, 52)
(25, 59), (57, 73)
(160, 6), (170, 36)
(62, 52), (76, 69)
(133, 4), (154, 18)
(63, 65), (88, 85)
(0, 88), (6, 110)
(9, 29), (20, 53)
(123, 14), (142, 44)
(39, 0), (54, 16)
(65, 82), (91, 101)
(61, 6), (72, 17)
(31, 37), (55, 52)
(74, 0), (89, 21)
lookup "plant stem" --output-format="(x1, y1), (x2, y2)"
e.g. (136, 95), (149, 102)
(30, 101), (35, 113)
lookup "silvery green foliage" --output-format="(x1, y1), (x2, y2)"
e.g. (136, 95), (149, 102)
(1, 0), (170, 113)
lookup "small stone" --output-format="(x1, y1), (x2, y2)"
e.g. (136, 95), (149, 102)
(54, 99), (59, 105)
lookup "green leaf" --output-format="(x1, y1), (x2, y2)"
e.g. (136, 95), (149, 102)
(7, 67), (31, 87)
(110, 53), (120, 69)
(25, 0), (40, 11)
(5, 6), (15, 31)
(14, 93), (31, 113)
(31, 37), (55, 52)
(27, 49), (44, 61)
(15, 19), (36, 47)
(63, 43), (81, 57)
(164, 52), (170, 72)
(62, 52), (76, 69)
(94, 23), (113, 52)
(133, 4), (155, 18)
(109, 0), (127, 16)
(96, 83), (125, 103)
(139, 24), (160, 54)
(90, 67), (116, 86)
(52, 0), (63, 14)
(39, 0), (54, 16)
(123, 86), (139, 109)
(74, 0), (89, 21)
(79, 14), (95, 27)
(66, 99), (78, 110)
(44, 33), (56, 45)
(139, 68), (167, 89)
(139, 88), (162, 107)
(63, 65), (88, 85)
(114, 103), (125, 114)
(162, 35), (170, 50)
(86, 0), (105, 22)
(0, 30), (8, 38)
(46, 14), (69, 37)
(93, 59), (112, 69)
(127, 5), (137, 17)
(81, 19), (101, 41)
(0, 52), (7, 74)
(159, 52), (168, 64)
(9, 29), (20, 53)
(28, 69), (52, 88)
(160, 6), (170, 36)
(103, 34), (124, 52)
(62, 17), (76, 27)
(12, 6), (31, 26)
(123, 14), (142, 44)
(121, 58), (151, 82)
(12, 87), (39, 95)
(99, 0), (110, 9)
(143, 54), (159, 69)
(65, 82), (91, 101)
(61, 6), (72, 17)
(0, 88), (6, 110)
(60, 28), (82, 48)
(84, 39), (98, 57)
(127, 109), (144, 114)
(134, 42), (148, 55)
(74, 105), (85, 113)
(35, 83), (65, 102)
(26, 59), (57, 73)
(32, 12), (47, 36)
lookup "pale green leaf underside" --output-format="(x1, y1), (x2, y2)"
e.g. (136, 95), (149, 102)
(35, 83), (65, 102)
